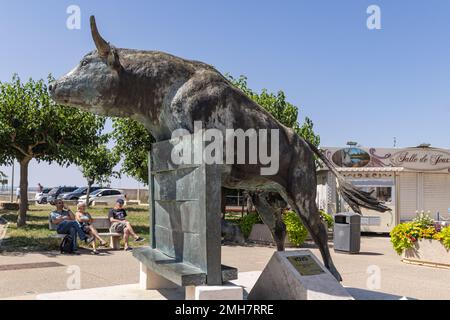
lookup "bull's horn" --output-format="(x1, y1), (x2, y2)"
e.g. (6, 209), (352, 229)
(90, 15), (110, 58)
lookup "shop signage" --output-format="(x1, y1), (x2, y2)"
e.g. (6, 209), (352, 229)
(389, 148), (450, 171)
(327, 147), (450, 172)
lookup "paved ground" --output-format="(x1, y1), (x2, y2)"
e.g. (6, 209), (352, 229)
(1, 236), (450, 300)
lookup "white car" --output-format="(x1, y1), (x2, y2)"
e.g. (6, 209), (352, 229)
(78, 188), (126, 206)
(34, 188), (52, 204)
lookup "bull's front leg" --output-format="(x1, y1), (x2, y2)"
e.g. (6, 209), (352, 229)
(250, 191), (287, 251)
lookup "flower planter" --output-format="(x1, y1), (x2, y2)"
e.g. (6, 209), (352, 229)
(247, 223), (294, 246)
(402, 239), (450, 269)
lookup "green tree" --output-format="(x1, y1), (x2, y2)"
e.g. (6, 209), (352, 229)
(0, 75), (105, 227)
(0, 171), (7, 190)
(112, 118), (154, 185)
(227, 74), (320, 147)
(79, 142), (120, 206)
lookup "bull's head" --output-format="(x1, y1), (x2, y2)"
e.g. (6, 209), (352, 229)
(49, 16), (124, 116)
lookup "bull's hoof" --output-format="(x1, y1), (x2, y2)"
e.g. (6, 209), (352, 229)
(329, 265), (343, 282)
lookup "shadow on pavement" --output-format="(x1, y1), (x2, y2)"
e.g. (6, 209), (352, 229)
(346, 287), (416, 300)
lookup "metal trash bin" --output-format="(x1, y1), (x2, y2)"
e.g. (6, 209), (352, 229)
(333, 212), (360, 254)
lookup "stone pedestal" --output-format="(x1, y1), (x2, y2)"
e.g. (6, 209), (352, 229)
(248, 250), (353, 300)
(185, 284), (243, 300)
(140, 262), (178, 290)
(133, 137), (237, 291)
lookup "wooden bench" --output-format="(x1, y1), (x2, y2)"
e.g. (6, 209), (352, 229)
(49, 216), (122, 250)
(91, 201), (109, 207)
(0, 202), (19, 210)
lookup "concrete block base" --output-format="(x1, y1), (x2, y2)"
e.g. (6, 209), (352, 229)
(185, 284), (244, 300)
(139, 262), (178, 290)
(110, 236), (121, 250)
(402, 239), (450, 268)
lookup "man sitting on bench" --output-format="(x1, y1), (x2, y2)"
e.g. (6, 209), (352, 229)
(108, 199), (144, 251)
(50, 200), (93, 254)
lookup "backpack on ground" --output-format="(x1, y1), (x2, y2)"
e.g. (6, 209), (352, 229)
(60, 234), (74, 254)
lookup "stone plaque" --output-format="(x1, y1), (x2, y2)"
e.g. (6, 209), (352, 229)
(248, 250), (353, 300)
(287, 255), (325, 276)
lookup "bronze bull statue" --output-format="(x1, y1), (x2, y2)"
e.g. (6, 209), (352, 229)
(50, 16), (389, 281)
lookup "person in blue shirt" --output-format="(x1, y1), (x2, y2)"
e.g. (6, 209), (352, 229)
(50, 200), (94, 254)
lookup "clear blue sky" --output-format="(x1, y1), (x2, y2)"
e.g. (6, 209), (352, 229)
(1, 0), (450, 188)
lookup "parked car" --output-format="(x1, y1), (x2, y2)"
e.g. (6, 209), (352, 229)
(47, 186), (78, 204)
(60, 186), (102, 201)
(34, 188), (52, 204)
(78, 188), (126, 206)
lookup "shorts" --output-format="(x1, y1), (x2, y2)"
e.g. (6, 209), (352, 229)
(110, 222), (127, 233)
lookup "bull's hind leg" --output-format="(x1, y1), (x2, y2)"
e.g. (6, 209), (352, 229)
(294, 200), (342, 281)
(289, 190), (342, 281)
(285, 142), (342, 281)
(251, 191), (287, 251)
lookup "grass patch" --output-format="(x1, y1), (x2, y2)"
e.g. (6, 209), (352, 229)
(0, 205), (150, 252)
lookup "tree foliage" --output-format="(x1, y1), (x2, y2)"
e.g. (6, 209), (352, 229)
(112, 118), (154, 185)
(227, 74), (320, 147)
(0, 75), (105, 226)
(79, 143), (120, 187)
(79, 142), (120, 206)
(0, 75), (105, 166)
(0, 171), (6, 187)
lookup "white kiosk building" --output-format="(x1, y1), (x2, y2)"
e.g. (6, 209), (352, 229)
(317, 145), (450, 233)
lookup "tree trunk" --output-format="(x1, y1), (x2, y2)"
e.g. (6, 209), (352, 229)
(85, 180), (93, 208)
(17, 158), (30, 227)
(246, 194), (253, 214)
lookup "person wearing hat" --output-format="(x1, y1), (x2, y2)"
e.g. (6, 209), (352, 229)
(108, 199), (144, 251)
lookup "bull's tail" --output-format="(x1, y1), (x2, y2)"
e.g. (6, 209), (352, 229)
(306, 141), (391, 214)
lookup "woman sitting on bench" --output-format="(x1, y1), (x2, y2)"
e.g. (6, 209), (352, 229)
(75, 202), (107, 255)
